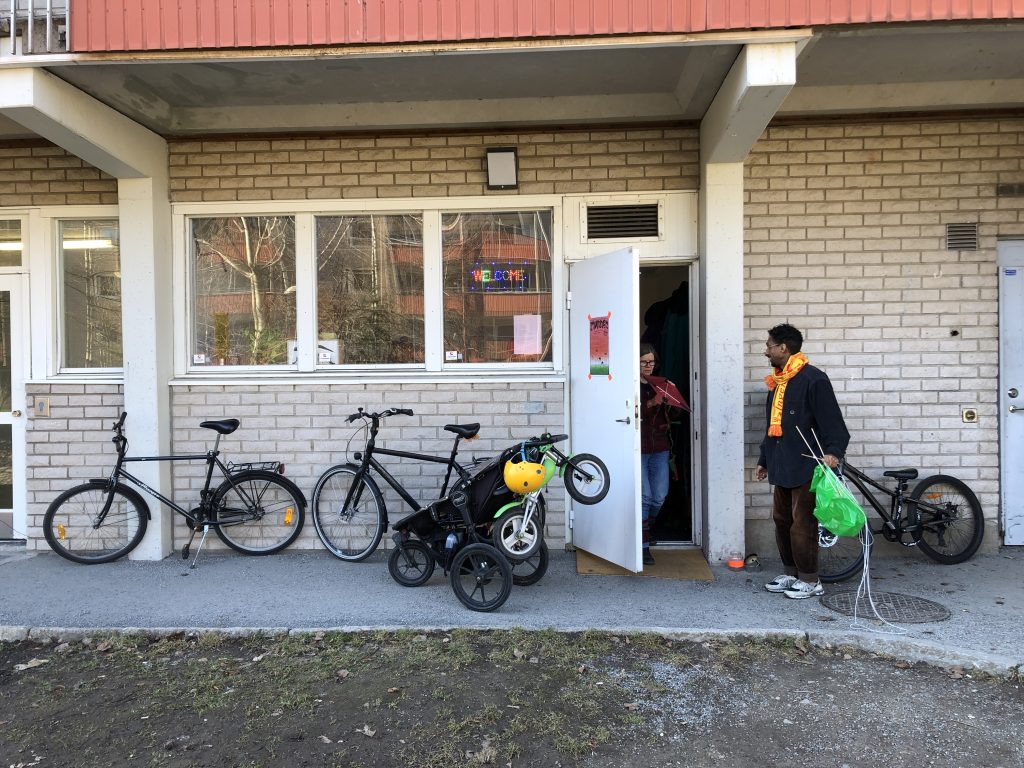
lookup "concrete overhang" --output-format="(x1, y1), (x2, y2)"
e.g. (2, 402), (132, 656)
(0, 67), (165, 177)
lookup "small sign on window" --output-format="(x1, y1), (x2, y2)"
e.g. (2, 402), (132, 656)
(192, 353), (207, 365)
(445, 350), (462, 362)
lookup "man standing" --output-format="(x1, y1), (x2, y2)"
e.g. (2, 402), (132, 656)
(756, 324), (850, 599)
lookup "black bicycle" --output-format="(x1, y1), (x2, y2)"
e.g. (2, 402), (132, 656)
(818, 460), (984, 582)
(43, 412), (307, 566)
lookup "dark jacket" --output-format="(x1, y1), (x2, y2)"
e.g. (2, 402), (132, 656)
(757, 363), (850, 488)
(640, 379), (681, 454)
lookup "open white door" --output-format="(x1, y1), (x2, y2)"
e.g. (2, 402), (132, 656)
(569, 247), (642, 571)
(999, 241), (1024, 545)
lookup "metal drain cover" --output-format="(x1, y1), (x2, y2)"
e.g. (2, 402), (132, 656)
(821, 590), (951, 624)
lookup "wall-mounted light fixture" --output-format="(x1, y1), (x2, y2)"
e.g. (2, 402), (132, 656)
(485, 147), (518, 190)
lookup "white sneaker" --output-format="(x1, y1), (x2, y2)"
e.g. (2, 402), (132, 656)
(764, 574), (798, 593)
(784, 579), (825, 599)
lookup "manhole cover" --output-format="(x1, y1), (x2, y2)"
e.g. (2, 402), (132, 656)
(821, 590), (951, 623)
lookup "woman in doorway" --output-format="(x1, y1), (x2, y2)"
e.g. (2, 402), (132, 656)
(639, 343), (686, 566)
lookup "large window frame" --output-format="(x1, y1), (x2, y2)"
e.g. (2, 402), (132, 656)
(172, 198), (564, 377)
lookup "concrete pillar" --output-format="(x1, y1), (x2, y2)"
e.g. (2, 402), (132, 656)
(119, 174), (174, 559)
(698, 163), (746, 562)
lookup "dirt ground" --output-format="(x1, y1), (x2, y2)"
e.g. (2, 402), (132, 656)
(1, 630), (1022, 768)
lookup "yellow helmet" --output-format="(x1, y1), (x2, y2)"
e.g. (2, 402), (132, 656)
(504, 460), (546, 493)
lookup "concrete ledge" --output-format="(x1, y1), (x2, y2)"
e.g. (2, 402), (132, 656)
(4, 624), (1019, 679)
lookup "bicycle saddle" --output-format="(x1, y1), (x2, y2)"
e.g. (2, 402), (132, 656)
(199, 418), (240, 435)
(444, 423), (480, 439)
(882, 468), (918, 480)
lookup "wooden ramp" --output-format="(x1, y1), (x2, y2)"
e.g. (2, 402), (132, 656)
(575, 548), (714, 581)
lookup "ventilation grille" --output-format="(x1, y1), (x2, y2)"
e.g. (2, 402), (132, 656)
(946, 223), (978, 251)
(586, 204), (660, 240)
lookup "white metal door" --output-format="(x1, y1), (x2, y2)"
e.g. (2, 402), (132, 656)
(569, 248), (642, 571)
(0, 275), (27, 540)
(999, 241), (1024, 545)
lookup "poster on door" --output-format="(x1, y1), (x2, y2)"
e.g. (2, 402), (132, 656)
(588, 312), (611, 379)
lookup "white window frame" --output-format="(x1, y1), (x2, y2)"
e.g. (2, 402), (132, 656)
(172, 196), (565, 378)
(26, 206), (124, 380)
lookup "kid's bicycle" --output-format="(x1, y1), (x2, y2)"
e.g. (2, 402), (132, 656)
(43, 412), (307, 567)
(817, 459), (984, 582)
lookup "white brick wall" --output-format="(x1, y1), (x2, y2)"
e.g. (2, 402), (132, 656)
(744, 117), (1024, 552)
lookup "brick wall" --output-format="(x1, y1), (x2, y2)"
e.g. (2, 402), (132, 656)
(24, 384), (125, 551)
(167, 127), (700, 202)
(743, 117), (1024, 552)
(0, 142), (118, 206)
(170, 381), (565, 551)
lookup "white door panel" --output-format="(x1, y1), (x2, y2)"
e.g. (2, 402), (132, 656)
(569, 248), (642, 571)
(999, 241), (1024, 545)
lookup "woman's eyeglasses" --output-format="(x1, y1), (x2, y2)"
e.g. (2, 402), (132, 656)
(640, 359), (656, 366)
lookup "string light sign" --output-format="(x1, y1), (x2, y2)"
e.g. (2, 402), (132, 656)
(469, 262), (531, 291)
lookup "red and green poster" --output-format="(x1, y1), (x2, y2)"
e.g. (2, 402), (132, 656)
(588, 312), (611, 379)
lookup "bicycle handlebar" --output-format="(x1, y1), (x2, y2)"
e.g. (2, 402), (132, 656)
(520, 432), (568, 448)
(345, 407), (415, 423)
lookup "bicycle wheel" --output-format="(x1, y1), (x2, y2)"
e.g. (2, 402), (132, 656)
(43, 481), (148, 564)
(512, 540), (549, 586)
(817, 524), (867, 583)
(449, 543), (512, 612)
(311, 465), (387, 561)
(909, 475), (984, 564)
(491, 501), (543, 561)
(564, 453), (610, 505)
(388, 540), (436, 587)
(212, 470), (305, 555)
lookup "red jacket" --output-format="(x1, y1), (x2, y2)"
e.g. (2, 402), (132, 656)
(641, 375), (688, 454)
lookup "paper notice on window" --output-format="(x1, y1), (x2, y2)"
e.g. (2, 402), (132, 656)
(514, 314), (542, 356)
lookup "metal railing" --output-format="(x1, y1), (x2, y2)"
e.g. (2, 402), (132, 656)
(1, 0), (67, 56)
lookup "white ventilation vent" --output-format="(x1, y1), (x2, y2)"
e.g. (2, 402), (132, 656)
(946, 223), (978, 251)
(584, 203), (662, 241)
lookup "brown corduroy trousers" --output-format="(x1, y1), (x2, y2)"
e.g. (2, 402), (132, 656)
(772, 481), (819, 582)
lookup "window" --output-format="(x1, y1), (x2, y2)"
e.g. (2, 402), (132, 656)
(0, 220), (21, 268)
(181, 206), (557, 373)
(60, 219), (122, 369)
(191, 216), (296, 366)
(441, 211), (553, 364)
(316, 214), (425, 365)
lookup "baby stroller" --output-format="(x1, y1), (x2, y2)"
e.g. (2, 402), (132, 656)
(388, 445), (548, 612)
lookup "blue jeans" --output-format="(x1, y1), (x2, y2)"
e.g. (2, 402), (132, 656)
(641, 451), (670, 547)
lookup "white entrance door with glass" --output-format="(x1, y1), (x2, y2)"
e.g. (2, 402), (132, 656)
(999, 240), (1024, 545)
(568, 247), (642, 571)
(0, 272), (27, 541)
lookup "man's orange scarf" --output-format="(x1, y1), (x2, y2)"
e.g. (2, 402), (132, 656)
(764, 352), (808, 437)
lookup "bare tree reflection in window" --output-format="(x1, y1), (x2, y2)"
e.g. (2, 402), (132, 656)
(316, 215), (425, 365)
(192, 217), (296, 365)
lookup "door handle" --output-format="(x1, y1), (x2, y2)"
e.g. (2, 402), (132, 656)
(615, 417), (631, 425)
(11, 410), (21, 417)
(1011, 405), (1022, 414)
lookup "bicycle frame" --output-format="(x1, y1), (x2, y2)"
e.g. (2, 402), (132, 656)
(838, 462), (905, 527)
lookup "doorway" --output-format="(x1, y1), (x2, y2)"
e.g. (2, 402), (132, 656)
(640, 264), (694, 544)
(0, 274), (27, 540)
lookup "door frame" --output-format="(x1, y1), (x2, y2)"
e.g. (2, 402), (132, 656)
(637, 255), (703, 548)
(0, 272), (30, 540)
(563, 253), (704, 552)
(998, 239), (1024, 545)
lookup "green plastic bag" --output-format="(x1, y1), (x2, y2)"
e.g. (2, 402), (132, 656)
(810, 464), (866, 537)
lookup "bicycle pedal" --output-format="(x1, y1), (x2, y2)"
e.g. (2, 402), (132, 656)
(181, 544), (190, 560)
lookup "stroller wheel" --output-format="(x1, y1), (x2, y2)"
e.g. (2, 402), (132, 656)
(492, 507), (543, 561)
(511, 540), (549, 587)
(449, 543), (512, 612)
(388, 540), (435, 587)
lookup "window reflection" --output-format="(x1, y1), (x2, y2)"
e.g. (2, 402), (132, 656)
(60, 220), (122, 369)
(316, 215), (425, 365)
(441, 211), (553, 363)
(191, 217), (297, 366)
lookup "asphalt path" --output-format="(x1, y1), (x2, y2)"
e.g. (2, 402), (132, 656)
(2, 546), (1022, 674)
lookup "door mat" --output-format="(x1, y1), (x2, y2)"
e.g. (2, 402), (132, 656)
(575, 548), (714, 581)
